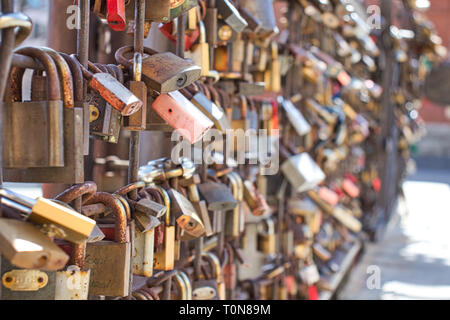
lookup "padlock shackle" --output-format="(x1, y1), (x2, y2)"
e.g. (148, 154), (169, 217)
(54, 181), (97, 205)
(41, 47), (75, 109)
(115, 181), (146, 200)
(15, 47), (62, 101)
(107, 64), (125, 84)
(178, 271), (192, 300)
(236, 94), (247, 119)
(115, 45), (158, 69)
(206, 84), (221, 107)
(60, 53), (84, 103)
(94, 63), (110, 74)
(87, 60), (104, 74)
(153, 185), (171, 225)
(201, 252), (222, 281)
(113, 194), (132, 221)
(144, 186), (164, 205)
(4, 66), (25, 102)
(0, 12), (33, 47)
(258, 217), (275, 235)
(84, 192), (128, 243)
(70, 54), (94, 80)
(174, 272), (188, 300)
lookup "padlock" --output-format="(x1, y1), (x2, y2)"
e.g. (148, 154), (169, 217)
(182, 84), (231, 133)
(159, 19), (200, 52)
(264, 42), (281, 93)
(192, 255), (219, 300)
(123, 52), (147, 131)
(152, 186), (175, 271)
(216, 0), (248, 33)
(256, 218), (276, 255)
(0, 218), (69, 271)
(230, 95), (250, 151)
(151, 90), (214, 144)
(87, 93), (122, 143)
(307, 190), (362, 233)
(0, 188), (96, 244)
(279, 97), (311, 137)
(60, 52), (90, 156)
(115, 46), (201, 93)
(240, 0), (278, 39)
(86, 63), (123, 143)
(243, 180), (269, 217)
(54, 181), (105, 243)
(173, 270), (191, 300)
(197, 180), (238, 212)
(106, 0), (126, 31)
(4, 49), (85, 184)
(84, 192), (131, 297)
(72, 55), (143, 116)
(2, 47), (64, 169)
(53, 188), (93, 300)
(281, 152), (326, 193)
(115, 182), (162, 277)
(184, 20), (211, 77)
(166, 188), (204, 240)
(224, 171), (243, 238)
(0, 257), (55, 300)
(205, 251), (226, 300)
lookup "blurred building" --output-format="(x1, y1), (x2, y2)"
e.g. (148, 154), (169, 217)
(415, 1), (450, 164)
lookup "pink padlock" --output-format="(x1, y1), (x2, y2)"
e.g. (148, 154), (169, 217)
(151, 90), (213, 144)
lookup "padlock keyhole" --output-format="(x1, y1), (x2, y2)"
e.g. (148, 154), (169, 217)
(176, 74), (187, 87)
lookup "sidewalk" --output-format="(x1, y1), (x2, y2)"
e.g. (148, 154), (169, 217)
(340, 167), (450, 300)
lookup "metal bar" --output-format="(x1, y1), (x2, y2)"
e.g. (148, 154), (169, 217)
(77, 0), (90, 68)
(194, 237), (203, 280)
(0, 0), (15, 185)
(72, 0), (90, 272)
(128, 0), (146, 201)
(176, 13), (187, 58)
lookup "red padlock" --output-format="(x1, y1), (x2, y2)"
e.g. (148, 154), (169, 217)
(107, 0), (127, 31)
(159, 21), (200, 51)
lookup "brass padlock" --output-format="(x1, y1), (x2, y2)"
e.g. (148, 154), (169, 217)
(256, 218), (276, 255)
(115, 46), (201, 93)
(84, 192), (131, 297)
(0, 218), (69, 271)
(153, 186), (175, 271)
(3, 47), (64, 169)
(264, 42), (281, 93)
(123, 52), (147, 131)
(4, 48), (85, 184)
(0, 188), (96, 244)
(185, 20), (211, 78)
(192, 254), (220, 300)
(60, 52), (90, 156)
